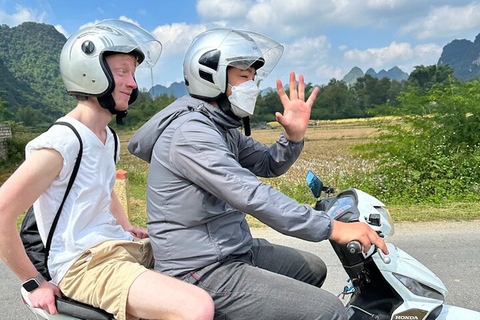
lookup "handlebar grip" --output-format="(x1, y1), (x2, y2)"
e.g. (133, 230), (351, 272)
(347, 241), (362, 254)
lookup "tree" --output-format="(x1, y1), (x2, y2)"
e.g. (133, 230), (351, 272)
(16, 106), (41, 127)
(353, 75), (406, 116)
(407, 64), (455, 90)
(313, 79), (359, 119)
(0, 92), (12, 121)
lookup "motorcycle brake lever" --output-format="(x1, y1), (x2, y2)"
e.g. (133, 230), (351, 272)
(377, 249), (391, 264)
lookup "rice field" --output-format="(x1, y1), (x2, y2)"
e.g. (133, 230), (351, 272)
(118, 119), (480, 228)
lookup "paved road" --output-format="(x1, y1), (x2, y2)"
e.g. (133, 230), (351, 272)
(1, 220), (479, 319)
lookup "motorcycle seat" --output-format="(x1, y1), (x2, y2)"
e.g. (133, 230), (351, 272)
(21, 287), (114, 319)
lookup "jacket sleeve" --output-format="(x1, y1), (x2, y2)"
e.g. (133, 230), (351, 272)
(170, 116), (332, 242)
(232, 129), (304, 178)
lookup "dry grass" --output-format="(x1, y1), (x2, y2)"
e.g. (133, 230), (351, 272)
(251, 122), (378, 195)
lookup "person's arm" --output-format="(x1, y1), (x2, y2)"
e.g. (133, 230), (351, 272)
(110, 190), (148, 238)
(171, 117), (332, 242)
(0, 149), (63, 314)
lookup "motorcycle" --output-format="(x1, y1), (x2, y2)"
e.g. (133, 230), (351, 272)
(305, 170), (480, 320)
(21, 170), (480, 320)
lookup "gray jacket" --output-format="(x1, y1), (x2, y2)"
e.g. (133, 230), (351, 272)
(128, 95), (333, 276)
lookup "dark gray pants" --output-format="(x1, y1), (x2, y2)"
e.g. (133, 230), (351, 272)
(180, 238), (347, 320)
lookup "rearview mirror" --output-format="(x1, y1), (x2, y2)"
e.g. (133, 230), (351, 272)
(306, 170), (323, 198)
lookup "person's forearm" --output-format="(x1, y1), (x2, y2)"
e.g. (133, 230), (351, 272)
(0, 224), (40, 281)
(110, 190), (132, 230)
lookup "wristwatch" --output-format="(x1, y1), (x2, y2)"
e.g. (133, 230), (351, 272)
(22, 273), (45, 292)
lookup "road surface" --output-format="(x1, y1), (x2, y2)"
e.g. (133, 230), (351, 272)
(1, 220), (479, 319)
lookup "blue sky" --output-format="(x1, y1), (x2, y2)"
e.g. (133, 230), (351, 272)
(2, 0), (480, 90)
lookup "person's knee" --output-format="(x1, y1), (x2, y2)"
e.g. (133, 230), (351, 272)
(181, 288), (215, 320)
(194, 291), (215, 320)
(302, 252), (328, 288)
(313, 258), (327, 287)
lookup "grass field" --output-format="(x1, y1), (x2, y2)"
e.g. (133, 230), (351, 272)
(117, 120), (480, 228)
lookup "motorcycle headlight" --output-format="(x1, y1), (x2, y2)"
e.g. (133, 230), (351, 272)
(393, 273), (444, 301)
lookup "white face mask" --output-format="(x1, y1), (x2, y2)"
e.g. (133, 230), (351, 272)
(227, 80), (261, 118)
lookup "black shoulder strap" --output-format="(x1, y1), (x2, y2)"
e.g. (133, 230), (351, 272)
(108, 126), (118, 162)
(44, 121), (83, 274)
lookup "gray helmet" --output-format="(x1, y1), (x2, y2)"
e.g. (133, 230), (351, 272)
(183, 28), (284, 100)
(60, 19), (162, 115)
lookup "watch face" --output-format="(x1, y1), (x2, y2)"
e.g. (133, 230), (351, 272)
(23, 279), (39, 292)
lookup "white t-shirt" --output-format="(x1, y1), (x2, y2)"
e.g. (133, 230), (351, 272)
(25, 116), (133, 284)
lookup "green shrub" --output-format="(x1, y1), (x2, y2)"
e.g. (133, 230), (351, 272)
(349, 81), (480, 204)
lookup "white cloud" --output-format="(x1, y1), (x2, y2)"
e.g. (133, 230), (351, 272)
(54, 24), (68, 38)
(0, 5), (46, 26)
(118, 16), (140, 26)
(412, 43), (443, 64)
(342, 41), (442, 75)
(401, 3), (480, 40)
(247, 0), (332, 38)
(284, 36), (331, 67)
(344, 41), (414, 70)
(152, 23), (207, 57)
(139, 23), (209, 89)
(315, 64), (345, 84)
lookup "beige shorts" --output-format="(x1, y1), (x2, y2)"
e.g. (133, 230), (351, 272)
(59, 238), (153, 320)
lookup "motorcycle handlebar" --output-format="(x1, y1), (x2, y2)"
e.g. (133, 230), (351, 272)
(347, 240), (362, 254)
(346, 240), (391, 264)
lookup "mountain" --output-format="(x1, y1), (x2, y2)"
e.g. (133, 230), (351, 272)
(149, 81), (188, 98)
(438, 34), (480, 81)
(366, 66), (408, 81)
(343, 66), (409, 85)
(0, 22), (74, 122)
(342, 67), (365, 85)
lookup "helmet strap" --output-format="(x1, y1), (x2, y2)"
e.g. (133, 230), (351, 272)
(243, 117), (251, 136)
(116, 111), (128, 125)
(98, 94), (116, 114)
(216, 94), (234, 115)
(97, 87), (138, 125)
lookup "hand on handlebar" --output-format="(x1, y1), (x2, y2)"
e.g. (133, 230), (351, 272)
(329, 220), (389, 255)
(29, 280), (62, 315)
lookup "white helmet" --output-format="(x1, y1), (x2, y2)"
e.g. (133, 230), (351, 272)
(60, 19), (162, 115)
(183, 28), (284, 100)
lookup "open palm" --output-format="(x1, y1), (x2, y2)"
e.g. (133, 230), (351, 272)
(275, 72), (319, 142)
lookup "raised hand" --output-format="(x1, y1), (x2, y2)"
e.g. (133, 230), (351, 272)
(275, 72), (319, 142)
